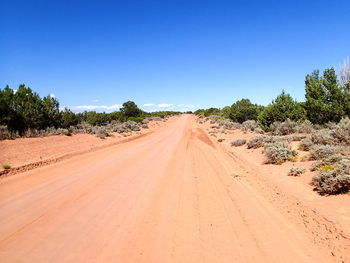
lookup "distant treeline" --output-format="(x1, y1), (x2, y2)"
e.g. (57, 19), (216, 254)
(195, 64), (350, 129)
(0, 84), (181, 135)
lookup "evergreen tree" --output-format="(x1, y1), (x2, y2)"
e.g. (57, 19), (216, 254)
(258, 91), (306, 129)
(120, 101), (142, 118)
(305, 68), (346, 124)
(229, 99), (262, 123)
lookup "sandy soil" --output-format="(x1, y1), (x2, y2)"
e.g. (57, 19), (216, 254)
(0, 118), (172, 174)
(0, 115), (349, 262)
(199, 119), (350, 238)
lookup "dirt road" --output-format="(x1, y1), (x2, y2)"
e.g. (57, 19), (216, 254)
(0, 115), (349, 262)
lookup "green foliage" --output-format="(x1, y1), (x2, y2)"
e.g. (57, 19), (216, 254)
(194, 108), (220, 117)
(305, 68), (347, 124)
(80, 111), (110, 126)
(0, 85), (182, 139)
(120, 101), (142, 118)
(258, 91), (306, 130)
(221, 106), (231, 119)
(128, 116), (144, 123)
(229, 99), (263, 123)
(60, 108), (79, 128)
(42, 95), (60, 128)
(0, 84), (62, 134)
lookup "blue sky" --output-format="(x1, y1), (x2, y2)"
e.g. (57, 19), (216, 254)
(1, 0), (349, 112)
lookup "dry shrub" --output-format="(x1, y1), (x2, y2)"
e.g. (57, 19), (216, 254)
(311, 157), (350, 195)
(247, 135), (290, 149)
(264, 141), (298, 164)
(242, 120), (259, 132)
(95, 128), (109, 139)
(2, 163), (11, 169)
(288, 167), (306, 176)
(270, 119), (296, 135)
(288, 134), (307, 141)
(231, 139), (246, 146)
(254, 127), (265, 134)
(298, 138), (313, 151)
(308, 145), (344, 161)
(247, 135), (268, 149)
(311, 129), (333, 145)
(296, 120), (314, 134)
(0, 125), (18, 140)
(312, 169), (350, 195)
(223, 121), (241, 130)
(331, 117), (350, 145)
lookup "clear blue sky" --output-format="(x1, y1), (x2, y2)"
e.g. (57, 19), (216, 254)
(1, 0), (349, 112)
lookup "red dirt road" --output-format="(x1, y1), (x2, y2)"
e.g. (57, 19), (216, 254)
(0, 115), (349, 262)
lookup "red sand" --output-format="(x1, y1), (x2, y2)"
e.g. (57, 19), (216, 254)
(0, 115), (349, 262)
(0, 118), (172, 172)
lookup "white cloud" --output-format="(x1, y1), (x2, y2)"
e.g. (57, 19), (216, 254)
(177, 104), (195, 108)
(143, 103), (154, 107)
(157, 103), (173, 108)
(49, 93), (56, 98)
(92, 99), (99, 102)
(74, 104), (122, 110)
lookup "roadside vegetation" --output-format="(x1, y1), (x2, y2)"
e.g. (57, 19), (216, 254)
(0, 85), (180, 140)
(196, 59), (350, 195)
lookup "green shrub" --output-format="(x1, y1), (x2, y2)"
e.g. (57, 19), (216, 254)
(229, 99), (263, 123)
(258, 91), (306, 130)
(128, 116), (144, 123)
(305, 68), (347, 124)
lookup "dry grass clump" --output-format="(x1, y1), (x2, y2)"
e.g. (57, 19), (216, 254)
(231, 139), (246, 147)
(264, 141), (298, 164)
(2, 163), (11, 169)
(288, 167), (306, 176)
